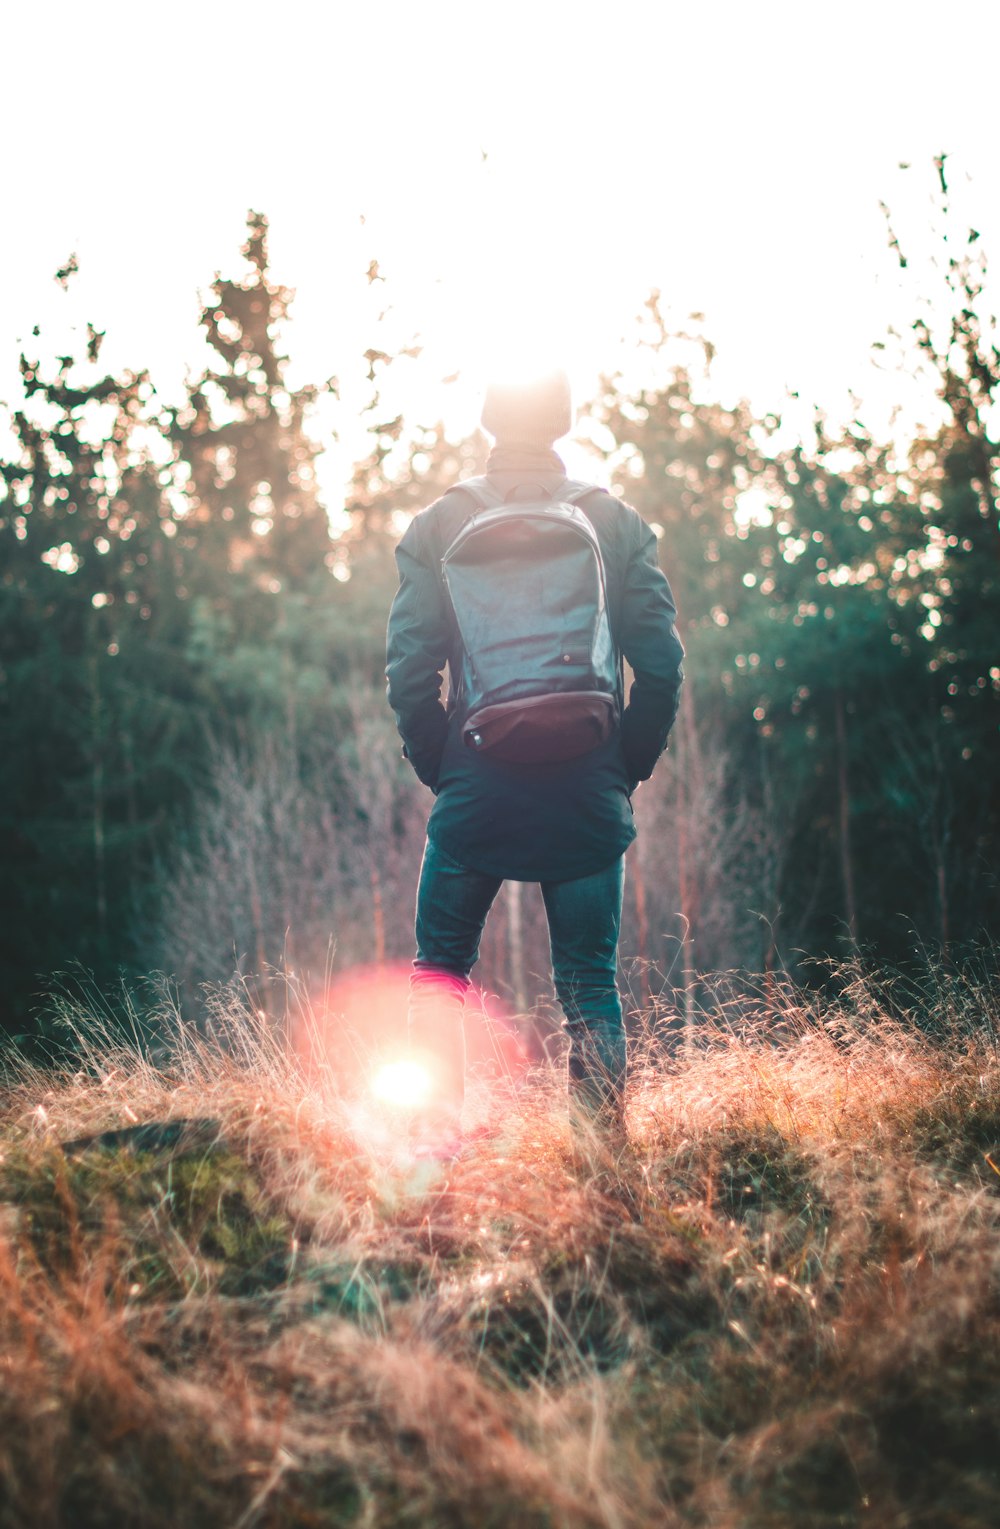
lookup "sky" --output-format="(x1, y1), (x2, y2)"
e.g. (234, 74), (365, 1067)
(2, 0), (998, 494)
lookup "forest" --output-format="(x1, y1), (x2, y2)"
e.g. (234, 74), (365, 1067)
(2, 161), (998, 1049)
(4, 144), (1000, 1529)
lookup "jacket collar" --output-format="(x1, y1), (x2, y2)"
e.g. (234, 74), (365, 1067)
(486, 443), (566, 477)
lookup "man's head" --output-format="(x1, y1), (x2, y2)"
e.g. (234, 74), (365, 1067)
(481, 369), (573, 446)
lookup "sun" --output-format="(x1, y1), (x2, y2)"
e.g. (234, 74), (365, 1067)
(371, 1058), (433, 1111)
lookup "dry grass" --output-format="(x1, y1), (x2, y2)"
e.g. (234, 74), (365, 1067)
(2, 960), (1000, 1527)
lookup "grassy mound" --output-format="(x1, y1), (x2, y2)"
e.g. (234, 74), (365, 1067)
(2, 964), (1000, 1527)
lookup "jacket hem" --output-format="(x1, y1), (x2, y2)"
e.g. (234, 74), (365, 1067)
(426, 822), (636, 885)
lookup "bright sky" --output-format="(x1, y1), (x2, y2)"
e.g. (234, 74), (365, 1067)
(3, 0), (998, 495)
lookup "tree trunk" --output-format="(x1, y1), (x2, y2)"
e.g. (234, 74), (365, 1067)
(631, 847), (651, 1015)
(371, 863), (386, 966)
(504, 880), (528, 1015)
(89, 656), (108, 951)
(676, 683), (697, 1042)
(246, 854), (268, 988)
(833, 685), (859, 950)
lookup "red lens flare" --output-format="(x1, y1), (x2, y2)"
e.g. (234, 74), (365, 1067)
(292, 963), (531, 1108)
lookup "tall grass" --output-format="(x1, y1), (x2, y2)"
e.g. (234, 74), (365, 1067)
(2, 957), (999, 1527)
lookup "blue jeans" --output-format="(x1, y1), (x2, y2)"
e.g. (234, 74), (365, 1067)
(410, 839), (626, 1119)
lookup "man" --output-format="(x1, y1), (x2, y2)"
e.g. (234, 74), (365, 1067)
(385, 369), (684, 1154)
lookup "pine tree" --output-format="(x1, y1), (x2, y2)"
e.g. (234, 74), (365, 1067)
(0, 291), (194, 1037)
(169, 211), (339, 729)
(874, 157), (1000, 944)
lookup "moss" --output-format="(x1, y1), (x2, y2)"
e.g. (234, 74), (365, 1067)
(260, 1462), (363, 1527)
(710, 1130), (829, 1224)
(0, 1138), (292, 1300)
(301, 1258), (421, 1324)
(906, 1096), (1000, 1186)
(600, 1222), (721, 1355)
(470, 1273), (632, 1382)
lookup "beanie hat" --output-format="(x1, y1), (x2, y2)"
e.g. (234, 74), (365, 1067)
(480, 369), (573, 444)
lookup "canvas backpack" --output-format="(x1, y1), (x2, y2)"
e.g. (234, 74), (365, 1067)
(441, 477), (621, 764)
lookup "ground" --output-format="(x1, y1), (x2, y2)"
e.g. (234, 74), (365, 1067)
(2, 963), (999, 1527)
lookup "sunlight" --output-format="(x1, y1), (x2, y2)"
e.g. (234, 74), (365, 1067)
(372, 1058), (433, 1111)
(477, 328), (574, 395)
(300, 964), (528, 1093)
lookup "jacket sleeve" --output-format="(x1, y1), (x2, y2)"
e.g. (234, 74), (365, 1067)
(385, 512), (451, 791)
(618, 513), (685, 787)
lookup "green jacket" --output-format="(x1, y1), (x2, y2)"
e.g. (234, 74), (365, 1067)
(386, 452), (684, 881)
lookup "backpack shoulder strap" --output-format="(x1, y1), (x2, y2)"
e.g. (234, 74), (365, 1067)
(449, 475), (503, 511)
(453, 476), (610, 505)
(448, 475), (606, 516)
(558, 478), (605, 507)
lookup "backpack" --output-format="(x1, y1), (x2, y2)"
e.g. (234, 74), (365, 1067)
(441, 477), (620, 764)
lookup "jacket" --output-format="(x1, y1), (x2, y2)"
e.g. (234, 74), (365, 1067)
(386, 451), (684, 882)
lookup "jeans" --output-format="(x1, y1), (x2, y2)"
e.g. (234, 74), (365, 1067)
(409, 838), (626, 1119)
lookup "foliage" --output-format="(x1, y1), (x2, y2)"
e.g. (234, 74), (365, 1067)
(168, 211), (344, 732)
(0, 215), (352, 1038)
(0, 318), (202, 1035)
(151, 723), (426, 1013)
(578, 186), (1000, 974)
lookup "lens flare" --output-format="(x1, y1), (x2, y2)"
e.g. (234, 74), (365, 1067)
(372, 1058), (433, 1110)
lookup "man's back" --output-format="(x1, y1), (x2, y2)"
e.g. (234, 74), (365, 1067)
(387, 451), (684, 882)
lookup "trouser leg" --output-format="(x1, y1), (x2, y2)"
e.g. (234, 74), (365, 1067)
(541, 857), (626, 1124)
(411, 838), (503, 1115)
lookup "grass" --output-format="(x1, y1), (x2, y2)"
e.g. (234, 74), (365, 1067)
(2, 959), (1000, 1527)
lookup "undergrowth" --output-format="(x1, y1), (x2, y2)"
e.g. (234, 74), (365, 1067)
(1, 959), (1000, 1527)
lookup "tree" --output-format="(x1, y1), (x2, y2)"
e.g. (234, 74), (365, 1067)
(872, 156), (1000, 943)
(579, 311), (787, 979)
(169, 211), (341, 734)
(582, 296), (769, 639)
(0, 288), (196, 1038)
(726, 439), (922, 958)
